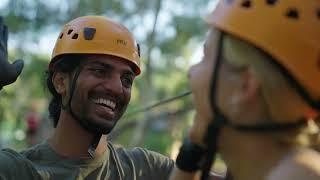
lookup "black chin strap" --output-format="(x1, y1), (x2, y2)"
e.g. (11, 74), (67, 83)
(61, 65), (102, 158)
(229, 118), (307, 132)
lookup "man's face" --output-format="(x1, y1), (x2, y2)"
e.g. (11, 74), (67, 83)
(68, 55), (135, 133)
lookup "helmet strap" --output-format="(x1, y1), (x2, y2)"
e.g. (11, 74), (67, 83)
(200, 31), (226, 180)
(229, 118), (307, 132)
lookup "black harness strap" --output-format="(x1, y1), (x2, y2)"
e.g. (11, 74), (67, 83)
(201, 31), (225, 180)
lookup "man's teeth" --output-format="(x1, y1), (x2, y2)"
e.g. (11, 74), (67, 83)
(93, 98), (116, 109)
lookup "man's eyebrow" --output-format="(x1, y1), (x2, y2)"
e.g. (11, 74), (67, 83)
(87, 61), (135, 75)
(88, 61), (113, 69)
(122, 68), (135, 77)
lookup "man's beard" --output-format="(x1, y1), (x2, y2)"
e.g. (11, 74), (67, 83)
(75, 103), (128, 134)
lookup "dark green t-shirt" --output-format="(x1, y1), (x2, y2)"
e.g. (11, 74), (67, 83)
(0, 141), (174, 180)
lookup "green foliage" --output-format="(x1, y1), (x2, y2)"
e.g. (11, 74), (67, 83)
(159, 16), (207, 56)
(144, 130), (173, 156)
(20, 55), (49, 97)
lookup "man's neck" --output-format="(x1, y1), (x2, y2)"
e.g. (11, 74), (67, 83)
(48, 111), (108, 159)
(219, 127), (292, 180)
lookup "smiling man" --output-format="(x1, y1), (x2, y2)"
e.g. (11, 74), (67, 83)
(0, 16), (174, 180)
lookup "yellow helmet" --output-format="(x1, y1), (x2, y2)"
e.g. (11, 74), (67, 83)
(207, 0), (320, 109)
(49, 16), (141, 75)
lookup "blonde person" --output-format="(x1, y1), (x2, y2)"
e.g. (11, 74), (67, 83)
(171, 0), (320, 180)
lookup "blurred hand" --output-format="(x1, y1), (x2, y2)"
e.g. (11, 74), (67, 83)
(188, 64), (215, 147)
(0, 16), (24, 89)
(189, 110), (212, 148)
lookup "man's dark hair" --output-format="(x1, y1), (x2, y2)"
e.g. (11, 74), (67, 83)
(46, 55), (83, 127)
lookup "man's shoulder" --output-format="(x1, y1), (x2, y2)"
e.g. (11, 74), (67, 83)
(0, 145), (46, 166)
(0, 148), (24, 164)
(19, 142), (47, 159)
(0, 147), (40, 179)
(110, 143), (172, 163)
(109, 143), (174, 178)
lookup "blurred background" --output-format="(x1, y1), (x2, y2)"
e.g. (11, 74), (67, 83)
(0, 0), (225, 173)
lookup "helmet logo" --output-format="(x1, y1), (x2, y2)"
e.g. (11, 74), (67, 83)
(84, 27), (96, 40)
(117, 39), (127, 46)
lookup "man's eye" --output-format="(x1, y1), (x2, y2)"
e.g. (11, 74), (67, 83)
(122, 76), (133, 88)
(90, 68), (106, 76)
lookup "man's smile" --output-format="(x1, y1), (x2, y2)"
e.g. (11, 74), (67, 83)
(91, 97), (116, 111)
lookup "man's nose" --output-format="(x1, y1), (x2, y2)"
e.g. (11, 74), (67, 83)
(102, 74), (123, 95)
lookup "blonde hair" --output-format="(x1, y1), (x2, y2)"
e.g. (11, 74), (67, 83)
(217, 29), (320, 147)
(222, 34), (288, 92)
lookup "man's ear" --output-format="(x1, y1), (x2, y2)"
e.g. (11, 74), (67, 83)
(52, 72), (68, 96)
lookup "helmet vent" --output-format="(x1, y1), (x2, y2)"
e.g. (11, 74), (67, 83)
(266, 0), (277, 6)
(67, 29), (73, 35)
(72, 33), (79, 39)
(84, 27), (96, 40)
(137, 43), (141, 57)
(316, 9), (320, 19)
(241, 0), (252, 8)
(59, 33), (63, 39)
(286, 8), (299, 19)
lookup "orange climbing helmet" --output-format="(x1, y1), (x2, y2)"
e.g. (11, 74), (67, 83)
(206, 0), (320, 108)
(49, 16), (141, 75)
